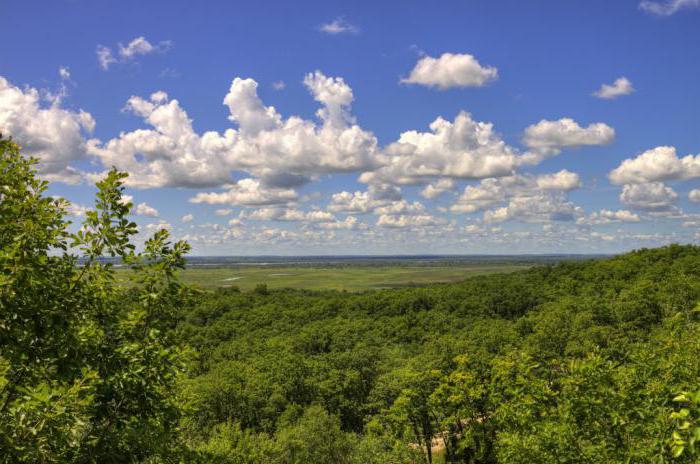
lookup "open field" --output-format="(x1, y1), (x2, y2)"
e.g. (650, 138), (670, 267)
(117, 263), (533, 291)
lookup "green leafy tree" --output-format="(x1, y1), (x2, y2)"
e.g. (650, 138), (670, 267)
(669, 389), (700, 460)
(0, 136), (190, 462)
(275, 405), (356, 464)
(429, 355), (495, 463)
(384, 368), (442, 464)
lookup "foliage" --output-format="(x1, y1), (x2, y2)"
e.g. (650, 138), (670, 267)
(0, 136), (190, 462)
(178, 244), (700, 462)
(669, 389), (700, 460)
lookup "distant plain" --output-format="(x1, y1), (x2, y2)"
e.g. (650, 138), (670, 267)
(170, 264), (531, 291)
(114, 255), (597, 291)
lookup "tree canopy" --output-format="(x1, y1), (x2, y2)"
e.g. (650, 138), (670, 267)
(0, 136), (190, 462)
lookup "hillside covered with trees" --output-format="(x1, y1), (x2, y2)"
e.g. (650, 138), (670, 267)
(179, 245), (700, 463)
(2, 135), (700, 462)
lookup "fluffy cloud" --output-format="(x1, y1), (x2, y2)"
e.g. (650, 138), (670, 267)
(97, 36), (172, 70)
(620, 182), (678, 210)
(245, 207), (335, 222)
(483, 192), (584, 223)
(689, 189), (700, 202)
(142, 220), (172, 234)
(374, 200), (426, 215)
(593, 77), (634, 99)
(586, 209), (641, 224)
(609, 146), (700, 185)
(463, 224), (485, 234)
(450, 178), (505, 213)
(601, 209), (641, 222)
(363, 111), (520, 185)
(377, 214), (445, 229)
(449, 171), (581, 214)
(327, 191), (434, 230)
(134, 202), (159, 217)
(522, 118), (615, 159)
(223, 78), (282, 135)
(226, 70), (378, 178)
(364, 114), (611, 187)
(640, 0), (700, 16)
(89, 71), (379, 189)
(328, 184), (402, 213)
(319, 17), (359, 35)
(420, 179), (455, 199)
(400, 53), (498, 89)
(328, 191), (379, 213)
(190, 178), (298, 207)
(318, 216), (363, 230)
(0, 76), (95, 183)
(181, 213), (194, 222)
(536, 170), (582, 190)
(303, 71), (356, 128)
(88, 91), (234, 188)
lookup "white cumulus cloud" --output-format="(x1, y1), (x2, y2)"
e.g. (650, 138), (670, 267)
(0, 76), (95, 183)
(483, 192), (583, 223)
(363, 111), (519, 185)
(134, 202), (159, 217)
(620, 182), (678, 210)
(318, 216), (363, 230)
(586, 209), (641, 224)
(536, 170), (582, 191)
(609, 146), (700, 185)
(522, 118), (615, 160)
(328, 184), (402, 213)
(88, 71), (379, 190)
(190, 178), (298, 207)
(377, 214), (445, 229)
(420, 179), (455, 199)
(246, 207), (335, 222)
(400, 53), (498, 90)
(449, 171), (581, 214)
(593, 77), (634, 99)
(88, 91), (235, 188)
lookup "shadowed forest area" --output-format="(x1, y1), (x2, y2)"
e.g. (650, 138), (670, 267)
(2, 136), (700, 462)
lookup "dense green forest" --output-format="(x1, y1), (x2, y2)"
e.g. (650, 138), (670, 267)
(179, 247), (700, 463)
(2, 135), (700, 463)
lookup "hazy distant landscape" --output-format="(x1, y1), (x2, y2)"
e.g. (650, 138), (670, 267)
(118, 255), (593, 290)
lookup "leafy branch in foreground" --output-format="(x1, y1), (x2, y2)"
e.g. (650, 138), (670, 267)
(0, 135), (190, 463)
(669, 389), (700, 459)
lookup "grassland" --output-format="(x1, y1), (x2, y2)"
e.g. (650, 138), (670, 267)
(119, 263), (533, 291)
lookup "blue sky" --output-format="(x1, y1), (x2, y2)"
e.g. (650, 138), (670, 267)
(1, 0), (699, 255)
